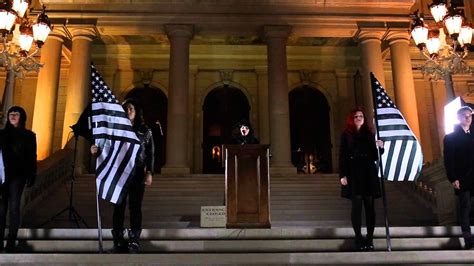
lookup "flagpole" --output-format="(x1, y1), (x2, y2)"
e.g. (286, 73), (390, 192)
(91, 114), (104, 253)
(370, 72), (392, 252)
(96, 189), (104, 253)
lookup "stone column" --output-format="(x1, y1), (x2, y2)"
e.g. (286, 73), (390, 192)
(61, 27), (96, 147)
(32, 29), (66, 160)
(357, 30), (386, 123)
(162, 24), (194, 175)
(387, 31), (421, 140)
(61, 27), (95, 174)
(263, 26), (296, 174)
(255, 66), (270, 145)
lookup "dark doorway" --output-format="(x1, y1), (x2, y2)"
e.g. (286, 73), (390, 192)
(202, 86), (250, 174)
(125, 86), (167, 174)
(289, 85), (332, 173)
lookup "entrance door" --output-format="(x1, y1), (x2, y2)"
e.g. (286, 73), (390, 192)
(126, 86), (167, 173)
(202, 86), (250, 174)
(289, 85), (332, 173)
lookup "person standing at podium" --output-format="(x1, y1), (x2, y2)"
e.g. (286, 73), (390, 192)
(231, 120), (259, 145)
(339, 108), (383, 251)
(0, 106), (37, 253)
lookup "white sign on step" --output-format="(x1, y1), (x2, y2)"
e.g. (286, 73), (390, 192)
(200, 206), (226, 228)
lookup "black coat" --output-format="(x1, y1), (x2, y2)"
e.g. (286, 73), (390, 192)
(1, 127), (37, 185)
(339, 130), (381, 199)
(443, 125), (474, 195)
(134, 124), (155, 176)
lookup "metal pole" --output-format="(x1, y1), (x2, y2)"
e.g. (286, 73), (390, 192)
(370, 72), (392, 251)
(96, 190), (103, 253)
(443, 72), (455, 102)
(2, 70), (15, 124)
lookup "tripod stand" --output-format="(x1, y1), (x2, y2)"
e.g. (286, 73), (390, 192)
(39, 132), (88, 228)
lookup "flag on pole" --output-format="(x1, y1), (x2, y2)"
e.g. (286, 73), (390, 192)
(91, 64), (141, 204)
(371, 72), (423, 181)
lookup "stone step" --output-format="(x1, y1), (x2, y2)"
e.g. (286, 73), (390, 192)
(1, 251), (474, 265)
(13, 226), (471, 239)
(5, 237), (465, 253)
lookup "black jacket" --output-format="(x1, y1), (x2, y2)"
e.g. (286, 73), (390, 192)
(339, 130), (382, 199)
(135, 124), (154, 175)
(1, 127), (37, 185)
(443, 125), (474, 194)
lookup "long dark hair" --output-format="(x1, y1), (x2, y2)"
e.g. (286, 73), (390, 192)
(5, 106), (27, 130)
(343, 108), (373, 136)
(122, 98), (145, 131)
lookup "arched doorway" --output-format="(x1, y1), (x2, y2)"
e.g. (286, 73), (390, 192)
(289, 85), (332, 173)
(125, 86), (167, 173)
(202, 86), (250, 174)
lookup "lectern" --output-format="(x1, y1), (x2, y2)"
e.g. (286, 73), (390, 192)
(224, 144), (271, 228)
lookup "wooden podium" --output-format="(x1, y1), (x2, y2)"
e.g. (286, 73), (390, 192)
(224, 144), (271, 228)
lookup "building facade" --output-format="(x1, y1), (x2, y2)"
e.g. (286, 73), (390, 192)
(1, 0), (473, 174)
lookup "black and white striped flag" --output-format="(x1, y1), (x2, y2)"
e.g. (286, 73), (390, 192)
(371, 73), (423, 181)
(91, 65), (141, 204)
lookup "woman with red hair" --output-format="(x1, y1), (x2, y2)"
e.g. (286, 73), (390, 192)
(339, 108), (383, 251)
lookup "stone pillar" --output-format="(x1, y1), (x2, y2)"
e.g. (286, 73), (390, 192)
(357, 30), (386, 124)
(32, 29), (66, 160)
(61, 28), (96, 147)
(255, 66), (270, 145)
(61, 27), (95, 174)
(162, 24), (194, 175)
(387, 31), (421, 140)
(263, 26), (296, 174)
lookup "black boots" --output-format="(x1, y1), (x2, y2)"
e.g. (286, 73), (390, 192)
(354, 235), (365, 251)
(462, 232), (473, 250)
(112, 229), (142, 253)
(111, 229), (128, 253)
(364, 236), (374, 251)
(354, 235), (375, 251)
(128, 229), (141, 253)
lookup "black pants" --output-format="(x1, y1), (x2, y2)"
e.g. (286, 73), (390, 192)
(351, 195), (376, 239)
(458, 191), (472, 234)
(113, 173), (145, 231)
(0, 177), (26, 243)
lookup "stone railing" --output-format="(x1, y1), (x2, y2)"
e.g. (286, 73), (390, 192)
(22, 148), (74, 216)
(411, 158), (456, 225)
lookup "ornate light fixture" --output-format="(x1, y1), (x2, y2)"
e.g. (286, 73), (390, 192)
(1, 0), (51, 73)
(0, 0), (51, 122)
(410, 0), (473, 100)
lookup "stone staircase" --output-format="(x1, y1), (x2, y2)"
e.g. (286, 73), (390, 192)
(2, 227), (474, 264)
(7, 173), (455, 264)
(23, 174), (437, 229)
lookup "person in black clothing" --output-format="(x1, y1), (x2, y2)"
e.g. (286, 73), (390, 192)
(231, 120), (259, 145)
(0, 106), (37, 253)
(91, 99), (154, 253)
(339, 108), (383, 251)
(443, 106), (474, 249)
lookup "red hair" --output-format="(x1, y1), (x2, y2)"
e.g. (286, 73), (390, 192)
(343, 107), (373, 136)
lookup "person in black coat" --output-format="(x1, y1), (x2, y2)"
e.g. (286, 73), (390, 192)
(0, 106), (37, 253)
(339, 108), (383, 251)
(91, 99), (154, 253)
(443, 106), (474, 249)
(231, 119), (259, 145)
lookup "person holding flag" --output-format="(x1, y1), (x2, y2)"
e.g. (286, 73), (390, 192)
(91, 98), (154, 253)
(339, 108), (384, 251)
(88, 64), (154, 253)
(443, 106), (474, 250)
